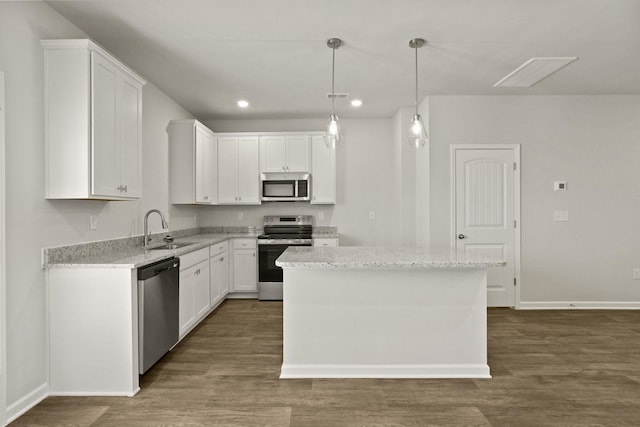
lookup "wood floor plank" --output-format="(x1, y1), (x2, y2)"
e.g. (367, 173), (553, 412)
(9, 300), (640, 426)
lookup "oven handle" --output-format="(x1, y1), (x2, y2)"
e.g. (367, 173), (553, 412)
(257, 239), (313, 245)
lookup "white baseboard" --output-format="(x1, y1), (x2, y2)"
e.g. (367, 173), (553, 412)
(225, 292), (258, 299)
(280, 363), (491, 379)
(519, 301), (640, 310)
(48, 388), (139, 397)
(6, 382), (48, 425)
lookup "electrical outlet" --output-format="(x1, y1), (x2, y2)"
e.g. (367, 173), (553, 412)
(237, 212), (243, 221)
(369, 211), (376, 221)
(89, 215), (98, 230)
(633, 269), (640, 280)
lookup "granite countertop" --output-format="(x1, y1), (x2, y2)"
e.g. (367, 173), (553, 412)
(43, 232), (260, 269)
(275, 246), (507, 269)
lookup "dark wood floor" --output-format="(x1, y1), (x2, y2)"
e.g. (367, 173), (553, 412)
(10, 300), (640, 426)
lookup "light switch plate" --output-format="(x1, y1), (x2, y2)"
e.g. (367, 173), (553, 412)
(554, 181), (567, 191)
(369, 211), (376, 221)
(633, 269), (640, 280)
(554, 211), (569, 221)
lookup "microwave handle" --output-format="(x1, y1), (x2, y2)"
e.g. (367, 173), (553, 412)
(294, 180), (298, 197)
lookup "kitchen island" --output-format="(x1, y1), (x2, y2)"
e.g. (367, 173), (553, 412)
(276, 246), (506, 379)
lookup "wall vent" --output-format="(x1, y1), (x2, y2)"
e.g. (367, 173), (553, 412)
(327, 93), (349, 99)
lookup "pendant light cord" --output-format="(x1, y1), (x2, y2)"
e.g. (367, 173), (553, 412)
(331, 45), (336, 115)
(414, 45), (418, 114)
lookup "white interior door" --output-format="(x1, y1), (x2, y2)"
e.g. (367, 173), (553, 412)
(452, 146), (519, 307)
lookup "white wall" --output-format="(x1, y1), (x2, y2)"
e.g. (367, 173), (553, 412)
(427, 95), (640, 305)
(0, 1), (196, 415)
(204, 118), (398, 246)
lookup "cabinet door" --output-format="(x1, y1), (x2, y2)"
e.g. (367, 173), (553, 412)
(193, 261), (211, 321)
(91, 51), (119, 198)
(210, 251), (229, 307)
(179, 266), (196, 339)
(259, 136), (286, 172)
(311, 135), (336, 204)
(217, 137), (238, 203)
(286, 135), (310, 172)
(236, 137), (260, 204)
(233, 249), (257, 292)
(195, 128), (217, 203)
(117, 73), (142, 198)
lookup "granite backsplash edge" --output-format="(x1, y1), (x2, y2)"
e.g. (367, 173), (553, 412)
(42, 225), (339, 265)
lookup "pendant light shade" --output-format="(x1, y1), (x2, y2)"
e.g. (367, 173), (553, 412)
(408, 38), (428, 148)
(324, 38), (342, 149)
(409, 114), (428, 148)
(325, 113), (341, 149)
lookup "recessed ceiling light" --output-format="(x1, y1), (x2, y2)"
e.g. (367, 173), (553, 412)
(237, 100), (249, 108)
(494, 57), (578, 88)
(351, 99), (363, 107)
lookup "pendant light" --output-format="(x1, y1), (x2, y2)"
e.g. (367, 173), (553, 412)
(324, 38), (342, 149)
(408, 38), (428, 147)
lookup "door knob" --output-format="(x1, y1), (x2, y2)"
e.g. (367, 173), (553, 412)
(457, 234), (466, 239)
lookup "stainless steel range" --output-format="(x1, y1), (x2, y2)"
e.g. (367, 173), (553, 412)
(257, 215), (313, 300)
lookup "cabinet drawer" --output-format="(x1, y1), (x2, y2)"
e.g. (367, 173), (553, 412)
(233, 238), (256, 249)
(313, 238), (339, 247)
(209, 241), (229, 257)
(179, 247), (209, 270)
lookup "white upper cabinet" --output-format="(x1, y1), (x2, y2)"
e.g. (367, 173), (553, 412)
(169, 120), (218, 205)
(259, 135), (310, 173)
(42, 39), (145, 200)
(311, 135), (336, 204)
(218, 136), (260, 204)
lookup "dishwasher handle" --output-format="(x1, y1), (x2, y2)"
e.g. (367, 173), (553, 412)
(138, 257), (180, 280)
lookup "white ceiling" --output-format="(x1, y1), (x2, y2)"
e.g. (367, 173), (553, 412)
(46, 0), (640, 120)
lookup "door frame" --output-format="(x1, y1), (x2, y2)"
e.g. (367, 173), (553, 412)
(0, 71), (7, 424)
(450, 144), (521, 308)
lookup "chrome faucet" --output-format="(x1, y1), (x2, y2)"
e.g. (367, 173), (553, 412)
(144, 209), (169, 249)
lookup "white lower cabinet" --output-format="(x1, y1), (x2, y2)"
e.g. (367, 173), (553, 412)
(231, 239), (257, 292)
(47, 267), (140, 395)
(179, 248), (210, 340)
(210, 242), (229, 308)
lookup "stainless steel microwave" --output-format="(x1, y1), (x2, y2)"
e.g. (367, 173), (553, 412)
(260, 173), (310, 201)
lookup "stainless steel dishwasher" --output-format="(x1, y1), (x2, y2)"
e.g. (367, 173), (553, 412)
(138, 257), (180, 374)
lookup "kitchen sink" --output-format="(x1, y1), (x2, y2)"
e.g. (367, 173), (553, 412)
(146, 242), (195, 250)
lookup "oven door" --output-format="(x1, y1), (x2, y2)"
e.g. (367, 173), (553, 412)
(258, 242), (311, 300)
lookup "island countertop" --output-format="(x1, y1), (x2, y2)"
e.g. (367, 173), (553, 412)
(276, 246), (506, 269)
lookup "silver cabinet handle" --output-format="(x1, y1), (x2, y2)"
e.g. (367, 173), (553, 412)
(204, 195), (209, 200)
(458, 234), (466, 239)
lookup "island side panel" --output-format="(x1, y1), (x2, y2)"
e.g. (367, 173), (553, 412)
(281, 267), (490, 378)
(47, 268), (140, 395)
